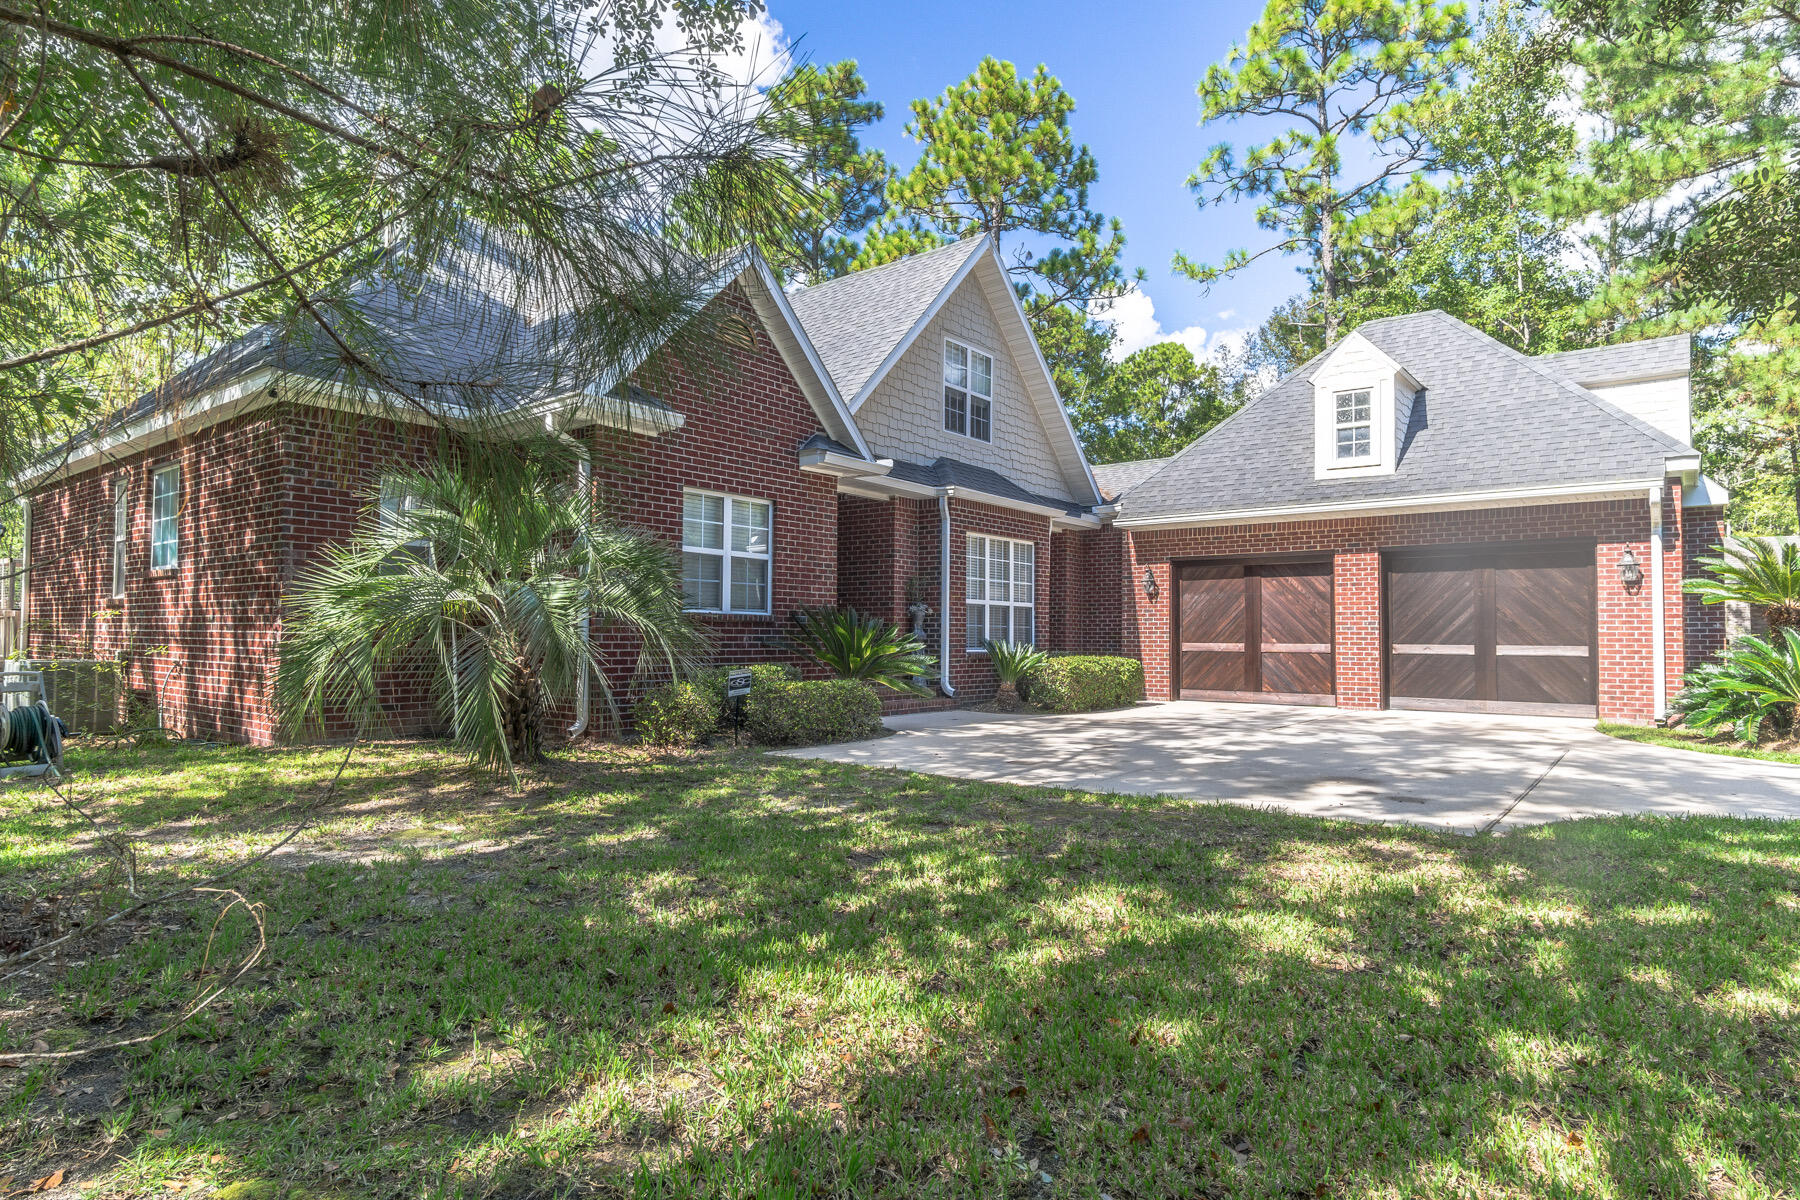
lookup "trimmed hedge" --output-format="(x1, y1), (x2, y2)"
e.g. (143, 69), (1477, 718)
(745, 677), (883, 746)
(637, 663), (797, 746)
(1024, 655), (1144, 713)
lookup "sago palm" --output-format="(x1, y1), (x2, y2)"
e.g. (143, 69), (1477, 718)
(984, 639), (1049, 710)
(278, 457), (707, 776)
(1686, 537), (1800, 632)
(790, 607), (936, 696)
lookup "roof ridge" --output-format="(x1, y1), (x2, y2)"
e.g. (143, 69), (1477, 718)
(788, 234), (985, 300)
(1420, 310), (1691, 455)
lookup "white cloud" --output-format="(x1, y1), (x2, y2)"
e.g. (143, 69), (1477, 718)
(1090, 288), (1251, 366)
(1091, 290), (1210, 362)
(1215, 308), (1237, 322)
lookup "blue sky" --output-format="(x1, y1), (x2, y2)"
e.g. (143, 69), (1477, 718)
(757, 0), (1303, 360)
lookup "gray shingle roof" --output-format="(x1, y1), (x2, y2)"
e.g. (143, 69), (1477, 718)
(1119, 311), (1693, 524)
(1541, 334), (1691, 386)
(785, 237), (986, 403)
(1089, 457), (1172, 501)
(885, 456), (1090, 517)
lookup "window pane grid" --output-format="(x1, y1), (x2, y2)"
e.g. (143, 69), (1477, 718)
(150, 466), (179, 570)
(1334, 389), (1373, 461)
(966, 533), (1036, 650)
(945, 340), (993, 441)
(682, 491), (771, 614)
(111, 483), (128, 599)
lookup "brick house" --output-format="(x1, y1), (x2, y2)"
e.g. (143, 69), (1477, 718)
(11, 239), (1728, 742)
(1092, 312), (1729, 722)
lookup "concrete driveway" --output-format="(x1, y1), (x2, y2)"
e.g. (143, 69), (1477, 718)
(777, 701), (1800, 833)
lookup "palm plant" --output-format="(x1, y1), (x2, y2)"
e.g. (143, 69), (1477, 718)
(790, 607), (936, 696)
(1669, 629), (1800, 743)
(1686, 537), (1800, 633)
(984, 639), (1049, 710)
(278, 456), (706, 776)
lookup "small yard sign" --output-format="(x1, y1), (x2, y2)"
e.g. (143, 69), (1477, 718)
(726, 669), (753, 699)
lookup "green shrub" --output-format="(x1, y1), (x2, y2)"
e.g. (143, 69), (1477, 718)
(745, 677), (882, 746)
(984, 639), (1049, 709)
(1024, 655), (1144, 713)
(1670, 628), (1800, 742)
(790, 606), (936, 695)
(636, 663), (798, 746)
(636, 680), (720, 746)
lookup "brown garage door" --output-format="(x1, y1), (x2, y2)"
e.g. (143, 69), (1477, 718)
(1386, 543), (1597, 718)
(1175, 561), (1334, 705)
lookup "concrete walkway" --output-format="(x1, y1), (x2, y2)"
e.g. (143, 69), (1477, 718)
(777, 701), (1800, 833)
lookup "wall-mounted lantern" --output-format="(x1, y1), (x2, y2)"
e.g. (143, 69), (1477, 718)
(1618, 547), (1644, 590)
(1142, 568), (1159, 600)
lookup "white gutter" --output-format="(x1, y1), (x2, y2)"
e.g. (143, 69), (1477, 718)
(1649, 485), (1667, 721)
(1115, 479), (1667, 530)
(937, 489), (956, 698)
(797, 447), (893, 479)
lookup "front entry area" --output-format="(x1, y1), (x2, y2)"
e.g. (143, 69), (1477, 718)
(1385, 542), (1598, 718)
(1175, 560), (1335, 705)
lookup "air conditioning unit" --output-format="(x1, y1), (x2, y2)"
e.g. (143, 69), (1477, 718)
(4, 660), (124, 735)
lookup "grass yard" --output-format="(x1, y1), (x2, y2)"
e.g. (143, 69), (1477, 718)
(2, 741), (1798, 1199)
(1598, 721), (1800, 767)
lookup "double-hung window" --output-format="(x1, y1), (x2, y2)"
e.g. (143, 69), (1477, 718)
(1334, 389), (1373, 460)
(111, 477), (129, 599)
(943, 339), (994, 441)
(966, 533), (1035, 650)
(150, 464), (180, 571)
(681, 490), (771, 614)
(377, 483), (430, 563)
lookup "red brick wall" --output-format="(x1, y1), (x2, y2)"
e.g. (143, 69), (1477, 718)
(945, 498), (1053, 702)
(24, 412), (291, 743)
(1123, 490), (1693, 721)
(1048, 526), (1125, 655)
(1681, 504), (1729, 674)
(585, 283), (841, 709)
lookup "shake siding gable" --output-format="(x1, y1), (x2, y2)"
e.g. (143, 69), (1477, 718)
(851, 274), (1076, 502)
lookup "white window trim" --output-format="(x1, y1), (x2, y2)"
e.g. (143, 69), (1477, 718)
(965, 532), (1036, 652)
(1331, 387), (1377, 465)
(150, 463), (180, 572)
(681, 488), (773, 615)
(111, 477), (129, 599)
(943, 337), (995, 443)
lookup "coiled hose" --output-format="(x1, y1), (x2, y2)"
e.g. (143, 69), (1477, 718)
(1, 701), (62, 767)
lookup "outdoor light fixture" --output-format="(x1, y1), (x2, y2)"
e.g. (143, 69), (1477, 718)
(1618, 547), (1644, 589)
(1142, 568), (1159, 600)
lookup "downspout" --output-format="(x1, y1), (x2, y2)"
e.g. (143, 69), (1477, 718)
(14, 497), (28, 663)
(937, 489), (956, 698)
(568, 422), (592, 738)
(1649, 485), (1667, 721)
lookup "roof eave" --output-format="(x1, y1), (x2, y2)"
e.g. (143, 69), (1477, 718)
(1116, 479), (1668, 530)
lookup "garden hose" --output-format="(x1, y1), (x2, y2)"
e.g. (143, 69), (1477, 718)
(0, 701), (62, 767)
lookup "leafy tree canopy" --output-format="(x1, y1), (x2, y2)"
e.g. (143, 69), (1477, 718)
(1070, 341), (1239, 465)
(1177, 0), (1473, 343)
(0, 0), (816, 484)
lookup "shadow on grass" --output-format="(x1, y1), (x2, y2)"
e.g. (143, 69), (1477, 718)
(2, 741), (1797, 1199)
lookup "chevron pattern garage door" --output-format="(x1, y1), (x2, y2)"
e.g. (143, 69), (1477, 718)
(1385, 542), (1597, 718)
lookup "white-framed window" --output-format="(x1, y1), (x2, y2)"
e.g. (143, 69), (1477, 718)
(150, 464), (180, 571)
(966, 533), (1035, 650)
(943, 338), (993, 442)
(1334, 388), (1373, 460)
(111, 476), (129, 599)
(376, 483), (431, 560)
(681, 489), (771, 614)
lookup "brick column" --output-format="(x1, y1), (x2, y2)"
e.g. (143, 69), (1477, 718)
(1333, 550), (1382, 709)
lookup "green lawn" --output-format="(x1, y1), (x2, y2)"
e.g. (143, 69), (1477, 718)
(1598, 720), (1800, 766)
(2, 741), (1797, 1199)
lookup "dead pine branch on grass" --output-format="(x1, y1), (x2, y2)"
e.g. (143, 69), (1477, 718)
(0, 737), (360, 1064)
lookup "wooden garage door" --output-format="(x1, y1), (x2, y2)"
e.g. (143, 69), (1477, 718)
(1176, 561), (1334, 705)
(1386, 543), (1596, 718)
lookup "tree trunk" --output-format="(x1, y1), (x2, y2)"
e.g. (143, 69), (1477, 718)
(501, 655), (546, 765)
(994, 680), (1021, 711)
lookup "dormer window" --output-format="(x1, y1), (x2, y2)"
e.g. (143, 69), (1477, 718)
(1334, 389), (1373, 461)
(944, 339), (993, 442)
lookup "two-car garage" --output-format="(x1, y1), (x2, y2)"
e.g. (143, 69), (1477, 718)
(1174, 542), (1601, 718)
